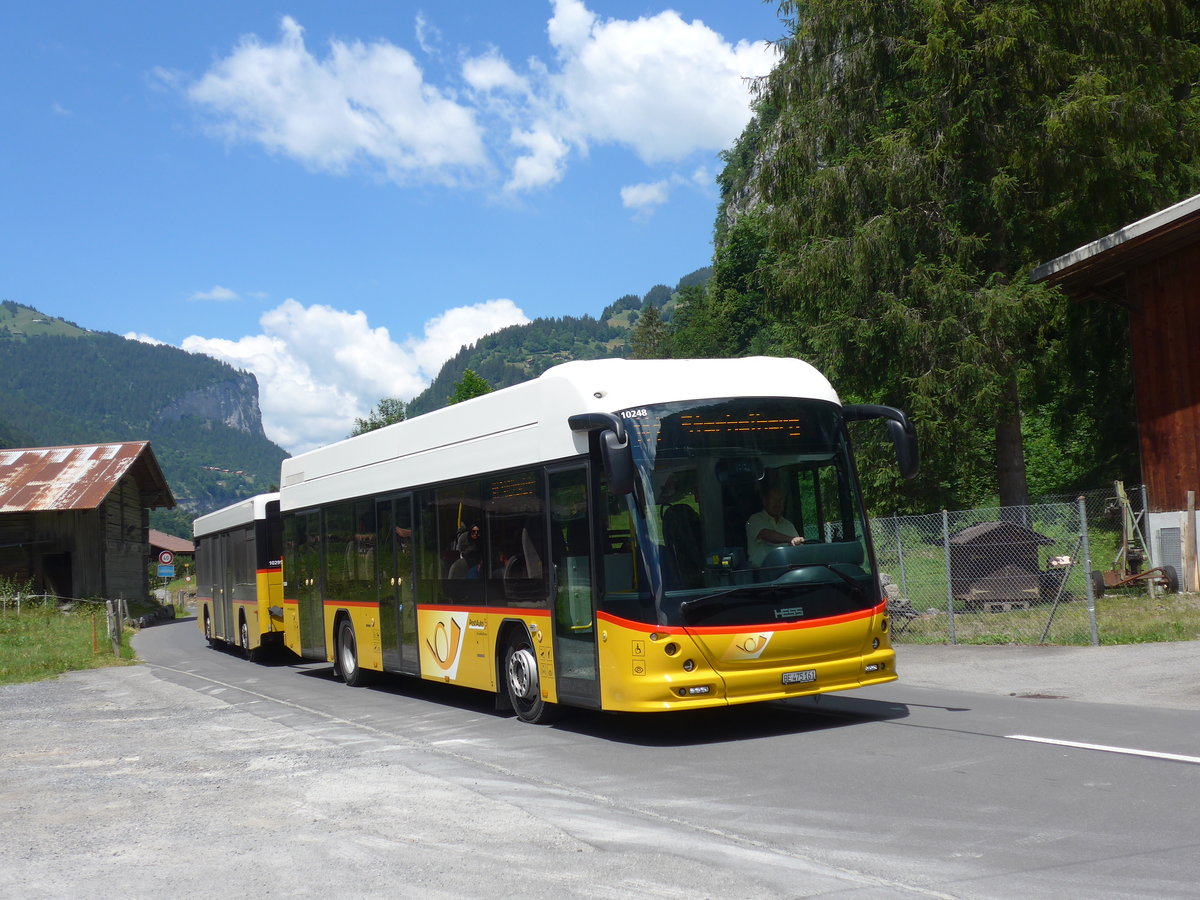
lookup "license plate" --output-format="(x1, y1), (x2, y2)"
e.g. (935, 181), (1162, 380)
(782, 669), (817, 685)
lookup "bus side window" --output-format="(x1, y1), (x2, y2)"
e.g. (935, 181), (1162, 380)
(485, 468), (547, 607)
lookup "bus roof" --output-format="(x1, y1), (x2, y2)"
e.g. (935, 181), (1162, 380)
(193, 492), (280, 539)
(279, 357), (838, 513)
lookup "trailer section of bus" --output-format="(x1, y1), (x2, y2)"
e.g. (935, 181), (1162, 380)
(194, 493), (283, 660)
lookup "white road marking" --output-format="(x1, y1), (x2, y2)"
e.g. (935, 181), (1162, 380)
(1007, 734), (1200, 765)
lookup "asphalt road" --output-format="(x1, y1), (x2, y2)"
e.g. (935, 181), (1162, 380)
(2, 619), (1198, 899)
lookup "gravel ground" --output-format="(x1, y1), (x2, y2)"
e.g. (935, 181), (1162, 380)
(897, 639), (1200, 710)
(2, 638), (1196, 898)
(0, 666), (835, 899)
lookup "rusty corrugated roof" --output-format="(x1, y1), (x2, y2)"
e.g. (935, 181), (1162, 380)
(0, 441), (175, 512)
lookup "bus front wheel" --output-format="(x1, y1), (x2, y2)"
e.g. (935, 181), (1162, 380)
(337, 619), (372, 687)
(504, 634), (556, 724)
(239, 618), (262, 663)
(203, 611), (214, 646)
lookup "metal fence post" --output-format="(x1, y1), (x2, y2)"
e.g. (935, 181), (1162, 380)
(943, 509), (956, 644)
(894, 513), (909, 603)
(1079, 496), (1099, 646)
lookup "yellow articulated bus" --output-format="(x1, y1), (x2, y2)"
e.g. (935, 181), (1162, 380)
(276, 357), (918, 723)
(193, 493), (284, 661)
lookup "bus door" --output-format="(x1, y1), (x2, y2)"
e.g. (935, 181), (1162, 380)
(547, 464), (600, 708)
(215, 531), (233, 640)
(295, 509), (325, 659)
(377, 494), (419, 675)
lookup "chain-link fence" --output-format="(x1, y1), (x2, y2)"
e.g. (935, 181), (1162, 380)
(871, 485), (1167, 645)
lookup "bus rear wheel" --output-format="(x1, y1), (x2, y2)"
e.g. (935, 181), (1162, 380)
(337, 619), (372, 687)
(504, 634), (556, 724)
(204, 611), (215, 646)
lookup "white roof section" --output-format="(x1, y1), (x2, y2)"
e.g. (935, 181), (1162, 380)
(279, 357), (838, 513)
(193, 492), (280, 539)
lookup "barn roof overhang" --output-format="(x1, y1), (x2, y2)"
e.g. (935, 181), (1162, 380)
(1029, 193), (1200, 301)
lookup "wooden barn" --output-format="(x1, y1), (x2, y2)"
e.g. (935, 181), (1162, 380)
(0, 442), (175, 600)
(1032, 193), (1200, 588)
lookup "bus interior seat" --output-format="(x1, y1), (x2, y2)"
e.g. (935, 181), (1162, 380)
(447, 557), (470, 579)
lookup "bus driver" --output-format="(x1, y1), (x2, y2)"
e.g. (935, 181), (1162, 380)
(746, 486), (805, 566)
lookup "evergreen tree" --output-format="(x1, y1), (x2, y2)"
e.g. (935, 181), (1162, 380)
(450, 369), (492, 404)
(630, 303), (670, 359)
(747, 0), (1200, 507)
(349, 397), (406, 437)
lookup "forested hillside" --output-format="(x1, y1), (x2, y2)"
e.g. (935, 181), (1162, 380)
(406, 268), (710, 415)
(0, 301), (287, 536)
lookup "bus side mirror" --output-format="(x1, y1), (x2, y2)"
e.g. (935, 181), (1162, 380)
(599, 429), (635, 495)
(842, 404), (919, 480)
(568, 413), (636, 495)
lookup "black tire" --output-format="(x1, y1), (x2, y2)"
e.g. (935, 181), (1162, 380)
(240, 618), (264, 662)
(1089, 570), (1106, 598)
(1160, 565), (1180, 594)
(504, 633), (557, 724)
(337, 619), (372, 687)
(203, 610), (215, 646)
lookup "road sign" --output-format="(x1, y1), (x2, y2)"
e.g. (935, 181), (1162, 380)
(157, 564), (175, 578)
(158, 550), (174, 566)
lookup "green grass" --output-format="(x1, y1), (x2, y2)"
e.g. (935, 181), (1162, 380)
(894, 590), (1200, 646)
(0, 602), (136, 685)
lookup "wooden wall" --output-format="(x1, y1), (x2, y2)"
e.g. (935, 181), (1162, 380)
(100, 475), (149, 600)
(1127, 241), (1200, 512)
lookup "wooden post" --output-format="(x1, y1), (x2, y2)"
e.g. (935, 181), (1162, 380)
(1185, 491), (1198, 593)
(106, 600), (120, 656)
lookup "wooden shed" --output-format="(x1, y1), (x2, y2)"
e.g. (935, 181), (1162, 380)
(1031, 193), (1200, 586)
(949, 521), (1055, 609)
(0, 442), (175, 600)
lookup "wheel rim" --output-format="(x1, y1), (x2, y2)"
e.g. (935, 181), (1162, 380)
(339, 625), (357, 675)
(240, 621), (249, 650)
(204, 615), (211, 640)
(507, 645), (538, 702)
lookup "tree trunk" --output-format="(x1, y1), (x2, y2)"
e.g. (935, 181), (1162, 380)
(995, 374), (1029, 509)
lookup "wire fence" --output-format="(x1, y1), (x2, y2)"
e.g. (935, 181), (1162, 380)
(871, 485), (1168, 645)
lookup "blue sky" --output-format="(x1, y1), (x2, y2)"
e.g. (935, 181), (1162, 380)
(3, 1), (783, 452)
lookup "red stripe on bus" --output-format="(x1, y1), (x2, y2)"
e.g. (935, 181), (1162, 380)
(256, 567), (281, 574)
(321, 600), (378, 608)
(596, 602), (885, 635)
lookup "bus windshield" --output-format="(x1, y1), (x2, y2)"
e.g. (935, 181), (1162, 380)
(599, 397), (877, 629)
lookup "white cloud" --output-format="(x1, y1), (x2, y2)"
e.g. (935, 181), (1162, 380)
(505, 125), (571, 192)
(463, 50), (528, 94)
(620, 179), (670, 213)
(189, 285), (240, 302)
(124, 332), (166, 346)
(178, 4), (774, 203)
(540, 0), (774, 165)
(187, 16), (487, 184)
(182, 297), (529, 454)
